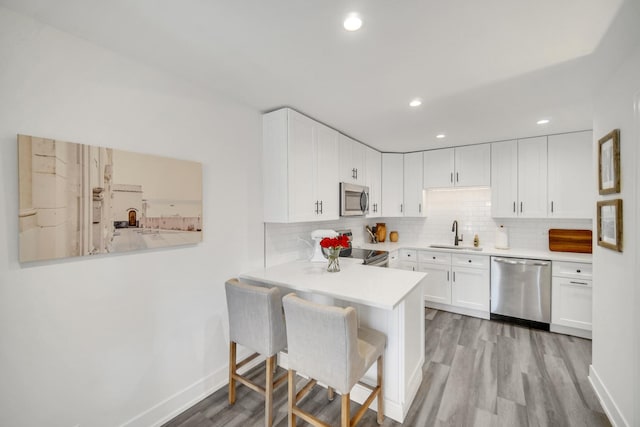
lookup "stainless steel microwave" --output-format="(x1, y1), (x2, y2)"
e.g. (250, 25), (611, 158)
(340, 182), (369, 216)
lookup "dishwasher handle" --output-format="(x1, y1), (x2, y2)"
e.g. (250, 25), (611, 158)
(493, 257), (550, 267)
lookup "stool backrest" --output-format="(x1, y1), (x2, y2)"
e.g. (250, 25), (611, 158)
(225, 279), (287, 357)
(282, 293), (365, 394)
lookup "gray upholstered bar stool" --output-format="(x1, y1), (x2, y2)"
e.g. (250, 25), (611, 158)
(282, 293), (386, 427)
(225, 278), (288, 427)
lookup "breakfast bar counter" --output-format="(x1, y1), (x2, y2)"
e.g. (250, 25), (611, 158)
(241, 258), (426, 423)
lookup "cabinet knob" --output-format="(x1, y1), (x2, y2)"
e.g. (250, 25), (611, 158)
(432, 256), (436, 259)
(468, 259), (472, 263)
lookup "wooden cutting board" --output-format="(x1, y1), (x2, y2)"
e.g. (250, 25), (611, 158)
(548, 229), (592, 253)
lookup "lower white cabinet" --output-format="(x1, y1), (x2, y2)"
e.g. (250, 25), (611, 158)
(451, 254), (490, 312)
(551, 261), (592, 338)
(392, 249), (490, 318)
(418, 250), (452, 304)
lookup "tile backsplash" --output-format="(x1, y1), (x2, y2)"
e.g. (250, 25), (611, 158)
(264, 188), (592, 266)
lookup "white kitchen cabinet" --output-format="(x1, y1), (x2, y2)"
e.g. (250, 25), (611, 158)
(339, 134), (366, 184)
(403, 152), (426, 217)
(423, 148), (454, 188)
(551, 261), (592, 339)
(418, 251), (452, 305)
(517, 136), (548, 217)
(263, 108), (339, 222)
(455, 144), (491, 187)
(491, 137), (548, 218)
(451, 254), (490, 312)
(381, 153), (404, 217)
(491, 140), (518, 217)
(547, 131), (593, 219)
(423, 144), (490, 188)
(365, 147), (382, 217)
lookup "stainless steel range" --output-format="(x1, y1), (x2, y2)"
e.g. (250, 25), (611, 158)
(336, 229), (389, 267)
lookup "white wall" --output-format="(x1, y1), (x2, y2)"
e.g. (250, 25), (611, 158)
(0, 7), (263, 427)
(590, 41), (640, 427)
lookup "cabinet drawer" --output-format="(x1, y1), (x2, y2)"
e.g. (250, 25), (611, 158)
(452, 254), (489, 269)
(399, 249), (417, 261)
(418, 250), (451, 265)
(552, 261), (592, 279)
(397, 261), (417, 271)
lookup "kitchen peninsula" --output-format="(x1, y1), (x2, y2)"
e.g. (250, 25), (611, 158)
(240, 258), (426, 423)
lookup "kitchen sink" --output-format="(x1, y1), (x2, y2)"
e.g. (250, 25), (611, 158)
(429, 244), (483, 251)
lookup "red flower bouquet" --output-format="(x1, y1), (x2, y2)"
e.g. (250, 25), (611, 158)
(319, 234), (349, 272)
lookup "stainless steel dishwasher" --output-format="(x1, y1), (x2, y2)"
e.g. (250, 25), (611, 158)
(490, 256), (551, 330)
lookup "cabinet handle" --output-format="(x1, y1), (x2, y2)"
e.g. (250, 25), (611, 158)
(447, 271), (450, 281)
(320, 200), (323, 214)
(456, 172), (459, 183)
(513, 202), (516, 213)
(551, 201), (554, 213)
(450, 172), (453, 183)
(453, 271), (456, 282)
(569, 280), (589, 286)
(576, 269), (581, 273)
(315, 200), (319, 214)
(356, 168), (358, 179)
(520, 202), (523, 213)
(419, 203), (422, 213)
(400, 204), (403, 213)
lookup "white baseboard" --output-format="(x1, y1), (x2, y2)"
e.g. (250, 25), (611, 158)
(424, 301), (489, 320)
(550, 324), (592, 339)
(588, 365), (629, 427)
(119, 350), (264, 427)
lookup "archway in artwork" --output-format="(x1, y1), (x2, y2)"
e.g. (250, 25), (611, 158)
(128, 210), (137, 227)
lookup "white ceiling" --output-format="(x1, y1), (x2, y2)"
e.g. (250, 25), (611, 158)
(2, 0), (639, 152)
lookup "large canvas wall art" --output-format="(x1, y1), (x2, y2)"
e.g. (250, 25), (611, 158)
(18, 134), (203, 262)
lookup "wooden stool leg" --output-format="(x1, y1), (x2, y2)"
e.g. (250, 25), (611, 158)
(288, 369), (296, 427)
(265, 355), (275, 427)
(377, 354), (384, 424)
(328, 386), (335, 401)
(341, 393), (350, 427)
(228, 341), (236, 405)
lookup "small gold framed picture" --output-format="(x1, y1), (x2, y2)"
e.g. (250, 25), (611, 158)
(597, 199), (622, 252)
(598, 129), (620, 195)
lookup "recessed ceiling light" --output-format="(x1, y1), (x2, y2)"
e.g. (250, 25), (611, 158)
(409, 99), (422, 107)
(343, 13), (362, 31)
(537, 119), (550, 125)
(436, 134), (446, 139)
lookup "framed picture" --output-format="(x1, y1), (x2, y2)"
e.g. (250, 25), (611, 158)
(597, 199), (622, 252)
(598, 129), (620, 194)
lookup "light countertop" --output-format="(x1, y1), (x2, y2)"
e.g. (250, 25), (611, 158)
(240, 257), (426, 311)
(354, 241), (593, 263)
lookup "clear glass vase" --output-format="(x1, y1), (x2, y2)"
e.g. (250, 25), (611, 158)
(326, 247), (341, 273)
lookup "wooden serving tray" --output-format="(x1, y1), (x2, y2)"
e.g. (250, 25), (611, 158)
(548, 229), (592, 253)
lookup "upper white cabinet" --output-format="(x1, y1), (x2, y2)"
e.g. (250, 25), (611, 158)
(491, 140), (518, 217)
(547, 131), (593, 219)
(365, 147), (382, 217)
(339, 134), (366, 184)
(423, 144), (490, 188)
(423, 148), (454, 188)
(455, 144), (491, 187)
(518, 136), (548, 217)
(263, 108), (339, 223)
(491, 137), (548, 218)
(381, 153), (404, 217)
(404, 152), (426, 217)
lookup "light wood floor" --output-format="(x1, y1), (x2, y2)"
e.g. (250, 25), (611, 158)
(163, 309), (610, 427)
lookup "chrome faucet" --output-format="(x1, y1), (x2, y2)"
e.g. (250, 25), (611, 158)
(452, 220), (463, 246)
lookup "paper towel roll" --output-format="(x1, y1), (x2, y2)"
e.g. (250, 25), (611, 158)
(495, 225), (509, 249)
